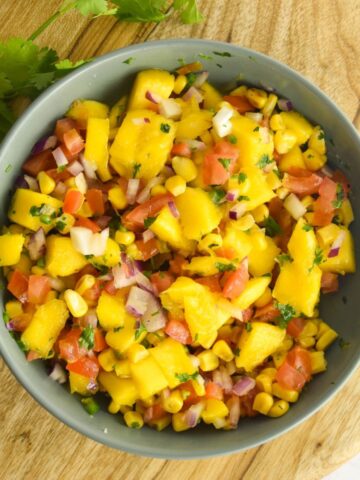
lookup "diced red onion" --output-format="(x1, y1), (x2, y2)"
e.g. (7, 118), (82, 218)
(328, 230), (346, 258)
(126, 286), (153, 317)
(121, 253), (136, 277)
(80, 154), (97, 179)
(229, 202), (247, 220)
(142, 295), (166, 332)
(168, 200), (180, 218)
(159, 98), (182, 120)
(145, 90), (162, 104)
(31, 136), (47, 155)
(137, 176), (164, 204)
(226, 190), (238, 202)
(245, 112), (263, 123)
(126, 178), (140, 205)
(112, 264), (137, 289)
(44, 135), (57, 150)
(27, 227), (46, 261)
(213, 367), (233, 394)
(284, 193), (307, 220)
(193, 71), (209, 87)
(24, 175), (39, 191)
(87, 379), (98, 393)
(232, 376), (256, 396)
(228, 396), (241, 427)
(278, 98), (293, 111)
(213, 105), (234, 138)
(95, 215), (111, 229)
(184, 402), (205, 428)
(67, 160), (84, 176)
(132, 117), (150, 126)
(6, 320), (15, 331)
(142, 229), (155, 243)
(135, 272), (155, 294)
(183, 86), (203, 103)
(52, 146), (68, 167)
(162, 165), (175, 178)
(15, 175), (29, 190)
(49, 363), (67, 384)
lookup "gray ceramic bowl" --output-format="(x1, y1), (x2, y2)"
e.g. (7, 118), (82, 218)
(0, 39), (359, 459)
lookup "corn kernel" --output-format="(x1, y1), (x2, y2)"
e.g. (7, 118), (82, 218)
(172, 412), (190, 431)
(31, 266), (46, 275)
(276, 335), (293, 352)
(310, 351), (327, 374)
(127, 343), (149, 363)
(316, 329), (338, 351)
(115, 230), (135, 246)
(260, 367), (277, 380)
(272, 351), (287, 368)
(301, 195), (314, 210)
(270, 113), (285, 131)
(191, 378), (206, 396)
(253, 392), (274, 414)
(272, 383), (299, 402)
(276, 187), (290, 200)
(108, 401), (121, 414)
(340, 199), (354, 226)
(45, 290), (57, 302)
(114, 360), (131, 378)
(317, 321), (331, 338)
(64, 289), (88, 318)
(201, 399), (229, 424)
(230, 85), (248, 96)
(267, 399), (289, 417)
(251, 204), (269, 223)
(256, 374), (273, 394)
(108, 186), (127, 210)
(150, 415), (171, 431)
(151, 185), (167, 196)
(126, 243), (143, 260)
(254, 287), (272, 308)
(235, 213), (255, 231)
(303, 148), (326, 171)
(5, 300), (23, 318)
(197, 350), (219, 372)
(37, 171), (56, 195)
(212, 340), (234, 362)
(172, 156), (197, 182)
(165, 175), (186, 196)
(198, 233), (222, 254)
(246, 88), (268, 109)
(75, 274), (96, 296)
(262, 93), (278, 117)
(309, 126), (326, 155)
(174, 75), (187, 94)
(124, 410), (144, 429)
(299, 320), (318, 338)
(162, 390), (184, 413)
(298, 336), (316, 348)
(98, 348), (117, 372)
(65, 178), (76, 189)
(274, 129), (297, 154)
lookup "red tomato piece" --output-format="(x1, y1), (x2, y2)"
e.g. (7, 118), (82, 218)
(222, 261), (249, 300)
(63, 128), (84, 155)
(104, 279), (117, 295)
(22, 149), (56, 177)
(254, 301), (280, 321)
(223, 95), (255, 113)
(150, 271), (175, 295)
(321, 272), (339, 294)
(66, 356), (99, 379)
(27, 275), (51, 304)
(9, 313), (32, 332)
(94, 328), (107, 353)
(26, 350), (41, 362)
(145, 403), (167, 422)
(205, 382), (224, 400)
(171, 142), (192, 158)
(8, 270), (29, 302)
(63, 189), (84, 214)
(82, 280), (101, 307)
(123, 193), (174, 230)
(169, 254), (188, 275)
(283, 172), (323, 195)
(313, 176), (337, 227)
(46, 167), (72, 182)
(286, 317), (306, 338)
(86, 189), (105, 216)
(176, 61), (202, 75)
(55, 118), (77, 142)
(195, 275), (222, 293)
(74, 216), (101, 233)
(276, 347), (312, 391)
(135, 238), (159, 261)
(59, 329), (83, 363)
(177, 381), (200, 409)
(164, 319), (192, 345)
(203, 140), (239, 186)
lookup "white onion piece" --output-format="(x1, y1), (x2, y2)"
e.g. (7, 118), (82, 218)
(137, 176), (164, 203)
(132, 117), (150, 126)
(213, 105), (234, 138)
(80, 154), (97, 179)
(126, 286), (153, 317)
(193, 71), (209, 87)
(228, 396), (241, 428)
(67, 160), (84, 176)
(112, 264), (137, 289)
(135, 272), (155, 294)
(52, 146), (68, 167)
(49, 363), (67, 384)
(213, 417), (227, 429)
(75, 172), (88, 194)
(328, 230), (346, 258)
(284, 193), (307, 220)
(48, 277), (65, 292)
(145, 90), (163, 104)
(52, 181), (67, 200)
(83, 309), (98, 328)
(183, 86), (203, 103)
(89, 228), (109, 256)
(126, 178), (140, 205)
(245, 112), (263, 123)
(189, 355), (200, 369)
(232, 376), (256, 396)
(24, 175), (39, 191)
(44, 135), (57, 150)
(70, 226), (108, 256)
(183, 139), (206, 151)
(184, 402), (205, 428)
(142, 295), (166, 332)
(229, 202), (247, 220)
(28, 227), (46, 260)
(159, 98), (182, 120)
(142, 229), (155, 243)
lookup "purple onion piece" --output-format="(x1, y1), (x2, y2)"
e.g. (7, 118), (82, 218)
(14, 175), (29, 190)
(6, 320), (15, 331)
(229, 210), (238, 220)
(28, 227), (46, 261)
(328, 247), (340, 258)
(278, 98), (293, 111)
(232, 376), (256, 396)
(31, 136), (48, 155)
(168, 200), (180, 218)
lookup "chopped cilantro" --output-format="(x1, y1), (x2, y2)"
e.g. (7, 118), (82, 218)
(114, 326), (123, 332)
(29, 204), (44, 216)
(132, 162), (141, 178)
(332, 184), (345, 209)
(253, 126), (260, 132)
(79, 326), (95, 350)
(256, 154), (273, 169)
(232, 172), (247, 183)
(130, 422), (141, 429)
(338, 337), (350, 349)
(142, 270), (152, 278)
(194, 333), (199, 342)
(276, 253), (293, 267)
(123, 57), (134, 64)
(198, 53), (213, 61)
(144, 216), (157, 228)
(215, 262), (236, 273)
(209, 188), (226, 204)
(276, 302), (296, 328)
(16, 339), (28, 352)
(218, 157), (231, 170)
(85, 254), (94, 260)
(238, 195), (250, 201)
(109, 216), (122, 230)
(234, 347), (240, 356)
(332, 215), (342, 225)
(185, 72), (197, 87)
(55, 220), (66, 231)
(134, 322), (147, 340)
(57, 165), (66, 172)
(213, 51), (232, 57)
(228, 134), (237, 144)
(175, 372), (198, 383)
(318, 131), (325, 140)
(245, 323), (253, 332)
(181, 389), (191, 399)
(81, 397), (100, 415)
(310, 247), (325, 271)
(3, 311), (10, 324)
(273, 168), (283, 179)
(39, 214), (52, 225)
(160, 123), (171, 133)
(36, 257), (45, 268)
(302, 223), (313, 232)
(264, 216), (282, 237)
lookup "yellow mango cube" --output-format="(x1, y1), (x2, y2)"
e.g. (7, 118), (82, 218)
(96, 291), (128, 330)
(232, 276), (271, 310)
(176, 110), (213, 140)
(233, 166), (275, 211)
(98, 371), (138, 406)
(288, 218), (318, 271)
(0, 233), (24, 266)
(105, 314), (145, 354)
(84, 118), (112, 181)
(130, 356), (169, 399)
(201, 399), (228, 424)
(89, 238), (120, 268)
(279, 111), (313, 145)
(320, 228), (355, 274)
(248, 235), (280, 277)
(67, 99), (109, 125)
(128, 69), (175, 110)
(69, 371), (91, 395)
(200, 82), (223, 110)
(150, 206), (195, 252)
(185, 256), (234, 276)
(46, 235), (87, 277)
(278, 146), (306, 173)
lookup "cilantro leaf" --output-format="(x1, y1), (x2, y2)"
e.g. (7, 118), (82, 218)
(79, 326), (95, 350)
(332, 183), (345, 209)
(132, 162), (141, 178)
(231, 172), (247, 183)
(74, 0), (110, 16)
(209, 188), (226, 204)
(310, 247), (325, 271)
(113, 0), (168, 23)
(302, 223), (313, 232)
(276, 253), (293, 267)
(175, 372), (198, 383)
(238, 195), (250, 201)
(227, 134), (237, 144)
(245, 322), (252, 332)
(160, 122), (171, 133)
(263, 216), (282, 237)
(256, 154), (273, 169)
(215, 262), (236, 273)
(173, 0), (203, 24)
(135, 322), (147, 340)
(276, 302), (296, 329)
(144, 216), (157, 228)
(218, 157), (231, 170)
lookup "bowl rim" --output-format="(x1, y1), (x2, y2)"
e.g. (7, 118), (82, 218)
(1, 38), (360, 459)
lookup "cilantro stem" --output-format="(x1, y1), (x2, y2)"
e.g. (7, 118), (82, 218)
(28, 3), (75, 41)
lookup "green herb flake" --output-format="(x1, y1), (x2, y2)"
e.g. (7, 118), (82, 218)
(40, 214), (52, 225)
(55, 220), (66, 231)
(16, 339), (28, 352)
(144, 216), (157, 228)
(245, 323), (253, 332)
(185, 72), (197, 87)
(276, 253), (293, 267)
(135, 322), (147, 340)
(276, 302), (296, 329)
(123, 57), (134, 65)
(79, 326), (95, 350)
(238, 195), (250, 202)
(130, 422), (141, 429)
(234, 347), (240, 357)
(57, 165), (66, 172)
(3, 311), (10, 324)
(232, 172), (247, 184)
(198, 53), (213, 61)
(29, 204), (44, 216)
(114, 326), (123, 332)
(215, 262), (236, 273)
(81, 397), (100, 416)
(263, 216), (282, 237)
(256, 154), (273, 169)
(132, 162), (141, 178)
(213, 51), (232, 57)
(218, 157), (231, 170)
(228, 134), (237, 144)
(318, 131), (325, 140)
(302, 223), (313, 232)
(216, 63), (223, 68)
(5, 164), (12, 173)
(209, 188), (226, 204)
(310, 247), (325, 271)
(332, 183), (345, 209)
(339, 337), (350, 349)
(175, 372), (198, 383)
(36, 257), (45, 268)
(160, 123), (171, 133)
(253, 126), (260, 132)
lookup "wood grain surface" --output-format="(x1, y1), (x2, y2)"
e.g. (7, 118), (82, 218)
(0, 1), (360, 479)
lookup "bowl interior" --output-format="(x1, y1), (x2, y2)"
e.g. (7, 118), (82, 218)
(0, 39), (359, 459)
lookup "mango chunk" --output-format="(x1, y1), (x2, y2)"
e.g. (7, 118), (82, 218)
(84, 118), (112, 181)
(21, 299), (69, 357)
(96, 291), (128, 331)
(160, 276), (203, 312)
(235, 322), (286, 371)
(130, 356), (169, 399)
(89, 238), (120, 268)
(230, 166), (275, 211)
(67, 99), (109, 126)
(200, 82), (223, 110)
(320, 228), (355, 274)
(105, 314), (146, 354)
(176, 110), (213, 140)
(185, 256), (235, 276)
(288, 218), (318, 271)
(110, 110), (176, 180)
(9, 189), (62, 232)
(232, 276), (271, 310)
(46, 235), (87, 277)
(221, 223), (253, 261)
(128, 69), (175, 111)
(278, 146), (306, 173)
(69, 372), (91, 395)
(279, 111), (313, 146)
(150, 206), (195, 253)
(248, 236), (280, 277)
(98, 371), (138, 406)
(0, 233), (25, 266)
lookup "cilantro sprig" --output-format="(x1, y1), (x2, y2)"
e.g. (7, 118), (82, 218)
(276, 302), (296, 329)
(79, 326), (95, 350)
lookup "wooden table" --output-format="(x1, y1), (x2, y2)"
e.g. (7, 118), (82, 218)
(1, 1), (360, 478)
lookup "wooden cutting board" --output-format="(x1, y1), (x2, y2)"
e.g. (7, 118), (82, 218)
(0, 1), (359, 478)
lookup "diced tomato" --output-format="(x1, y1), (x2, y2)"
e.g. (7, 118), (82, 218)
(276, 347), (312, 391)
(164, 319), (192, 345)
(283, 172), (323, 195)
(59, 329), (83, 363)
(22, 149), (56, 177)
(46, 167), (72, 182)
(176, 61), (202, 75)
(222, 261), (249, 300)
(60, 143), (78, 162)
(203, 140), (239, 186)
(242, 307), (254, 322)
(94, 328), (107, 352)
(145, 403), (167, 422)
(135, 238), (159, 261)
(313, 177), (337, 227)
(150, 271), (175, 295)
(195, 274), (222, 293)
(74, 216), (101, 233)
(8, 270), (29, 302)
(104, 279), (117, 295)
(63, 128), (84, 155)
(55, 118), (77, 142)
(286, 317), (306, 338)
(75, 264), (100, 281)
(9, 313), (32, 332)
(169, 254), (188, 275)
(215, 247), (237, 260)
(268, 197), (284, 218)
(63, 189), (84, 214)
(82, 280), (101, 306)
(171, 142), (192, 158)
(321, 272), (339, 294)
(178, 381), (200, 409)
(26, 350), (41, 362)
(86, 189), (105, 216)
(66, 356), (99, 379)
(27, 275), (51, 304)
(205, 381), (224, 400)
(332, 170), (350, 196)
(223, 95), (255, 113)
(123, 193), (174, 230)
(254, 301), (280, 321)
(240, 387), (259, 417)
